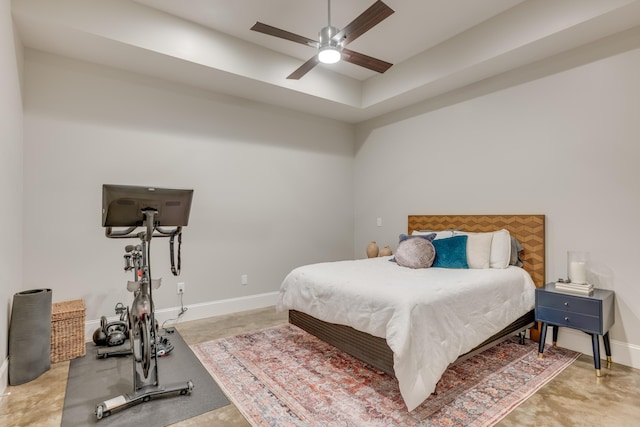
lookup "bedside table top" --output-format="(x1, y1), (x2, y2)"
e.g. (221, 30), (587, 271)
(538, 282), (614, 300)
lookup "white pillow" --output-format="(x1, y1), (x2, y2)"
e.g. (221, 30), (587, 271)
(490, 229), (511, 269)
(412, 230), (454, 240)
(453, 231), (492, 269)
(453, 229), (512, 269)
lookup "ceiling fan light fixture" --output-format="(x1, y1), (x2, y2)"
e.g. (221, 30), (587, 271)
(318, 45), (341, 64)
(317, 25), (342, 64)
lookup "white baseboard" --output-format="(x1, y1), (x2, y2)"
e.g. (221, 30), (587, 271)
(0, 357), (7, 395)
(543, 327), (640, 370)
(84, 292), (279, 342)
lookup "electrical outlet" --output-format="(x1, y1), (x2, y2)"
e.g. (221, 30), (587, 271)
(177, 282), (185, 294)
(241, 274), (248, 286)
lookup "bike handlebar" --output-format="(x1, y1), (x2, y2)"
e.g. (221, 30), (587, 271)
(104, 208), (182, 240)
(105, 226), (181, 239)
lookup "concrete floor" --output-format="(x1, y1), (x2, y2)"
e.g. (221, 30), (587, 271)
(1, 306), (639, 426)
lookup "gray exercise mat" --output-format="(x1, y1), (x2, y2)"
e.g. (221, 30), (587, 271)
(61, 329), (229, 426)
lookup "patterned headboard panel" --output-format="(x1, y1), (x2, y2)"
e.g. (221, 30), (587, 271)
(408, 215), (545, 288)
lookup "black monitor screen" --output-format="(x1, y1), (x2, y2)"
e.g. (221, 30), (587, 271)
(102, 184), (194, 228)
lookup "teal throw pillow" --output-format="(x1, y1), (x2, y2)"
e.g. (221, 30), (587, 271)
(432, 235), (469, 269)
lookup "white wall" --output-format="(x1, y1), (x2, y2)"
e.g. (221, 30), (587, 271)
(355, 47), (640, 367)
(22, 51), (355, 326)
(0, 0), (24, 388)
(13, 13), (640, 378)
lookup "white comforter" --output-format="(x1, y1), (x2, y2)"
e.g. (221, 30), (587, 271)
(277, 256), (536, 411)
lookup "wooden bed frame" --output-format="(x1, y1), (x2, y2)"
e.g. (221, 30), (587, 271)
(289, 214), (546, 377)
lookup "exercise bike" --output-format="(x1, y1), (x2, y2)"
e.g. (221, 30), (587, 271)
(95, 185), (195, 420)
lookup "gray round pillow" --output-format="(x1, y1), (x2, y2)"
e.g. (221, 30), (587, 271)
(395, 237), (436, 269)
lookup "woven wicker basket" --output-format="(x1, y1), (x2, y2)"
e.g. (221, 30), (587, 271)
(50, 299), (86, 363)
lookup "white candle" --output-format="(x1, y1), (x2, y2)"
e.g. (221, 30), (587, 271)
(569, 261), (587, 284)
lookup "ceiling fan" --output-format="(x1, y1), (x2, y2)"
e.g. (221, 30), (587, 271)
(250, 0), (394, 80)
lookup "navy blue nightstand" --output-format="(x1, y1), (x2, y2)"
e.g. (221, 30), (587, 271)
(535, 282), (615, 376)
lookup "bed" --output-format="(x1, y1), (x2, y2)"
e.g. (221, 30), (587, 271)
(278, 214), (545, 411)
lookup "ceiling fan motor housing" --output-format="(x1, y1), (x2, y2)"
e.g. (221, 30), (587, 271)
(319, 26), (342, 50)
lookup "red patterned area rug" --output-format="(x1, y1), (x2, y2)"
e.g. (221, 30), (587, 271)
(191, 324), (579, 427)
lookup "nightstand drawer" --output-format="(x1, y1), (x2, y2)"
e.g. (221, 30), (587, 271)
(536, 307), (602, 334)
(536, 291), (600, 315)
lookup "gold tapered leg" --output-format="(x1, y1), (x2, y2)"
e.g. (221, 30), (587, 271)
(595, 369), (602, 377)
(552, 341), (557, 347)
(607, 356), (612, 369)
(538, 353), (544, 359)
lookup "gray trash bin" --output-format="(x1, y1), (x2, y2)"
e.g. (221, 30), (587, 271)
(8, 288), (53, 385)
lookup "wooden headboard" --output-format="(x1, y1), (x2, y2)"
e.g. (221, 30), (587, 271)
(408, 215), (545, 288)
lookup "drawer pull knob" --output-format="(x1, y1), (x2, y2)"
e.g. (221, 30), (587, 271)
(564, 317), (569, 321)
(564, 302), (569, 306)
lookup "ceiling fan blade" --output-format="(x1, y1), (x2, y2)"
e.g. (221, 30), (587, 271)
(287, 56), (320, 80)
(341, 48), (392, 74)
(250, 22), (318, 48)
(332, 1), (394, 46)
